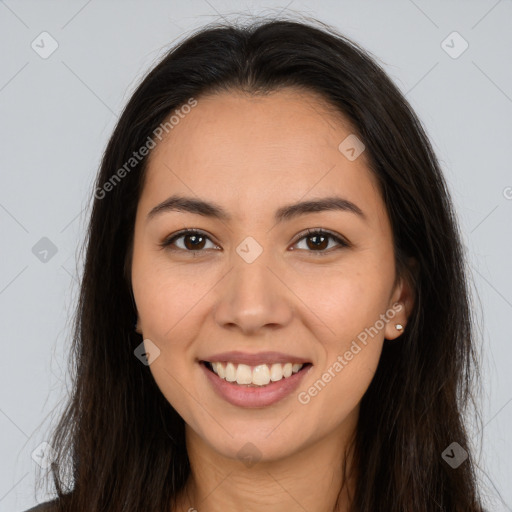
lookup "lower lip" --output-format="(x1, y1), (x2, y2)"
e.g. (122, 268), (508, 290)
(201, 363), (311, 408)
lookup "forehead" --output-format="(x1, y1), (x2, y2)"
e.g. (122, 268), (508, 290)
(140, 87), (385, 225)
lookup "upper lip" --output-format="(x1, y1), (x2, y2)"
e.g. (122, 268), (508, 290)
(200, 351), (311, 366)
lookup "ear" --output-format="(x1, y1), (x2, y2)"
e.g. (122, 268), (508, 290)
(135, 314), (143, 334)
(384, 258), (417, 341)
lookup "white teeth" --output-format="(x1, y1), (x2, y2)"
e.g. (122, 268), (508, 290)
(207, 361), (306, 386)
(225, 362), (236, 382)
(283, 363), (292, 378)
(270, 363), (283, 382)
(252, 364), (271, 386)
(236, 364), (253, 384)
(216, 362), (226, 379)
(211, 362), (226, 379)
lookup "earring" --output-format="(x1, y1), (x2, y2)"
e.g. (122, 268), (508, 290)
(395, 323), (404, 331)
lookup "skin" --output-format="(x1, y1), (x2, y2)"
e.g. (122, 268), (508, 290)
(130, 87), (415, 512)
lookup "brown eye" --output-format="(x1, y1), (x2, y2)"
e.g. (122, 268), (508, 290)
(160, 229), (217, 252)
(293, 229), (349, 254)
(305, 233), (329, 250)
(181, 233), (206, 250)
(160, 228), (348, 256)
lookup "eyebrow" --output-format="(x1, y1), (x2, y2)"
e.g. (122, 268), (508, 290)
(146, 194), (366, 224)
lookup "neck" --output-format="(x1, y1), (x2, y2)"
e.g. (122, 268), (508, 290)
(174, 412), (358, 512)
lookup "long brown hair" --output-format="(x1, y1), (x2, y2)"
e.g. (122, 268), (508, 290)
(40, 16), (486, 512)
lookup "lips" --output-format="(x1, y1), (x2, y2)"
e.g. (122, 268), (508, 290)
(200, 351), (311, 386)
(199, 351), (313, 408)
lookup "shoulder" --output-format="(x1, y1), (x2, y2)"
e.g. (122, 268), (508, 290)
(22, 498), (59, 512)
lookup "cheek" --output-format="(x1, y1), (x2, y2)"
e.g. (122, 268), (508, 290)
(292, 255), (394, 412)
(298, 345), (382, 433)
(296, 271), (389, 426)
(131, 258), (206, 402)
(132, 249), (214, 340)
(293, 260), (394, 345)
(133, 266), (206, 421)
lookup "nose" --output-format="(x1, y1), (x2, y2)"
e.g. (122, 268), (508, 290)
(213, 247), (294, 336)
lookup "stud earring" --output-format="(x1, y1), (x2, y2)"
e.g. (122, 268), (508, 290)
(395, 323), (404, 331)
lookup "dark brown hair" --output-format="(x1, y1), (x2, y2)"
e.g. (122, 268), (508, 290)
(39, 16), (485, 512)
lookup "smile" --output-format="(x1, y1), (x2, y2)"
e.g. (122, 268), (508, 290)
(203, 361), (309, 386)
(200, 358), (313, 408)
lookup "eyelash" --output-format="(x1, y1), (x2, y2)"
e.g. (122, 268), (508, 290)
(159, 228), (349, 256)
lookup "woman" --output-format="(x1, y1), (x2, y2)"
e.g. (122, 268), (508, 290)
(29, 16), (485, 512)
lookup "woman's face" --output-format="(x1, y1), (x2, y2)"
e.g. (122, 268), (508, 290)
(131, 88), (412, 462)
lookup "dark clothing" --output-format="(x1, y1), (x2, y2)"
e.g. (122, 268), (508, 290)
(22, 498), (59, 512)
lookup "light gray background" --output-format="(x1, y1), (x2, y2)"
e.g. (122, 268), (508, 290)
(1, 1), (511, 511)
